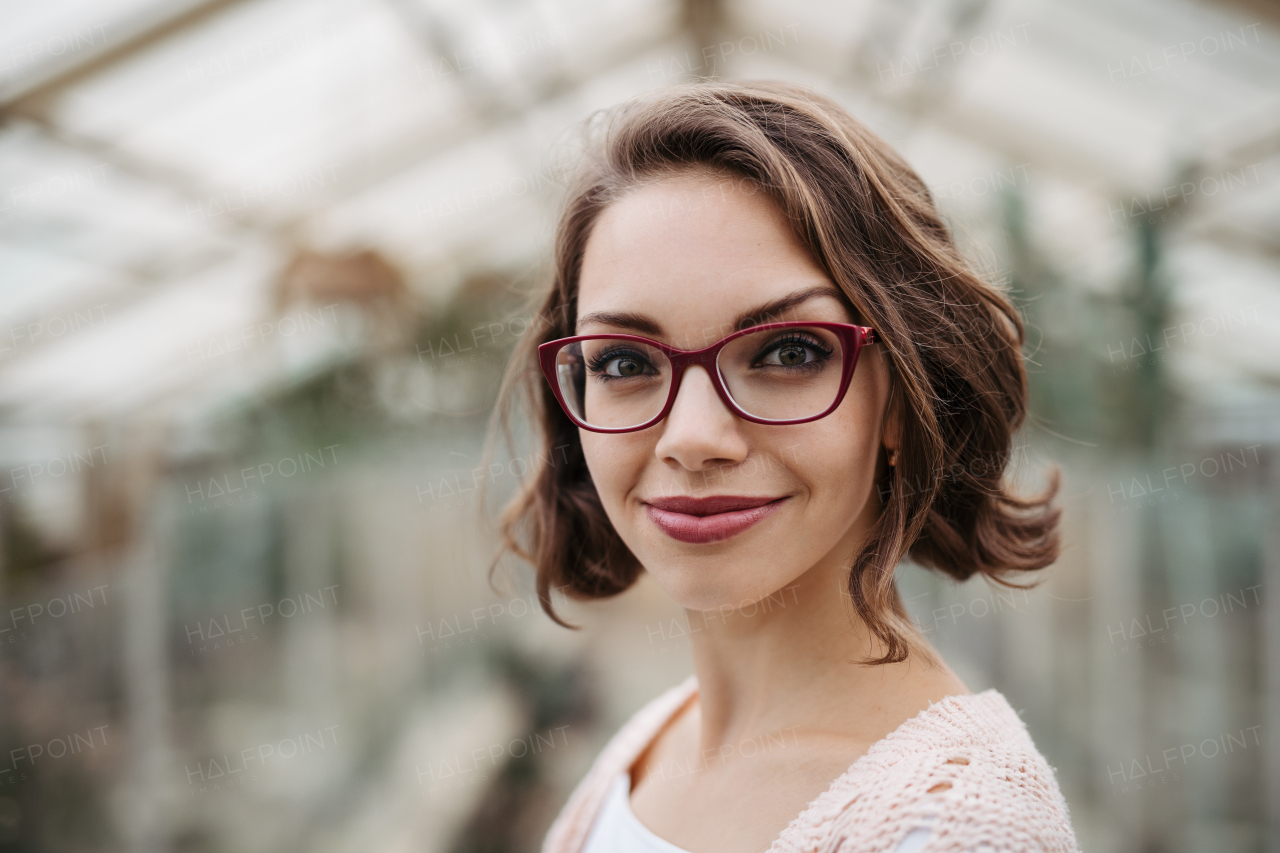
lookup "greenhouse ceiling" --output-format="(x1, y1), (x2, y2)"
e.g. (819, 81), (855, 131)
(0, 0), (1277, 428)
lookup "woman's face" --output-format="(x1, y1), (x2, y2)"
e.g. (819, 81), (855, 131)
(574, 171), (892, 613)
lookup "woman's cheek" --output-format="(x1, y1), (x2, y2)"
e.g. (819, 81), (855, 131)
(801, 428), (876, 524)
(581, 434), (642, 522)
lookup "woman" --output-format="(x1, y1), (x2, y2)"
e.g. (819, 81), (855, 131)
(491, 81), (1080, 852)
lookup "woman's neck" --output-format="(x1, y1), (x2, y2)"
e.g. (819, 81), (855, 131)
(681, 556), (967, 754)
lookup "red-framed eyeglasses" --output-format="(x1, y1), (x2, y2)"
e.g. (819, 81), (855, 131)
(538, 321), (877, 434)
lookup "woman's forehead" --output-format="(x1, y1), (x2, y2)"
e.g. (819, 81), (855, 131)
(575, 176), (849, 341)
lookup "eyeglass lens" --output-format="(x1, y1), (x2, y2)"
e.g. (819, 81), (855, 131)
(552, 326), (847, 429)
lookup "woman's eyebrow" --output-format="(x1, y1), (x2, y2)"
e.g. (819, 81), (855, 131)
(733, 285), (846, 329)
(575, 285), (846, 335)
(574, 310), (663, 336)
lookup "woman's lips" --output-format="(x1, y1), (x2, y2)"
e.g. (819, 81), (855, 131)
(643, 496), (788, 544)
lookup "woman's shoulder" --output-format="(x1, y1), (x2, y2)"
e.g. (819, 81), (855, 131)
(541, 675), (697, 853)
(785, 690), (1081, 853)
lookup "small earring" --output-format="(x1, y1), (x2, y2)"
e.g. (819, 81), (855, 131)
(887, 449), (898, 467)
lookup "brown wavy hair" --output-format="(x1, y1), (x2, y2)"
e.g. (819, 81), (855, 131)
(486, 80), (1060, 665)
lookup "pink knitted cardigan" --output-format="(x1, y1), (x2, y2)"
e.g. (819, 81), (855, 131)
(542, 675), (1080, 853)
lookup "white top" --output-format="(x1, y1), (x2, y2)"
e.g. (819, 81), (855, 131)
(579, 770), (935, 853)
(580, 772), (692, 853)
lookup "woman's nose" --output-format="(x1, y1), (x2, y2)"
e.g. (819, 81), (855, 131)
(653, 365), (749, 471)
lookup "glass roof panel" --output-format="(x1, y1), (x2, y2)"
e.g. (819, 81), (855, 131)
(44, 0), (469, 218)
(0, 0), (1273, 421)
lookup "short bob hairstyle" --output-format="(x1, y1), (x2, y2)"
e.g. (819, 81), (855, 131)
(489, 81), (1060, 665)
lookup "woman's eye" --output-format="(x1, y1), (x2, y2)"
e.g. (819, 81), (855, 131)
(760, 341), (822, 366)
(605, 357), (646, 376)
(589, 349), (654, 378)
(769, 344), (811, 366)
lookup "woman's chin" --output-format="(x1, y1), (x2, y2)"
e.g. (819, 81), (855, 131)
(646, 569), (800, 619)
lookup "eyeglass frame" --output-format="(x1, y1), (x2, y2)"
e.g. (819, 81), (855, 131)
(537, 321), (878, 434)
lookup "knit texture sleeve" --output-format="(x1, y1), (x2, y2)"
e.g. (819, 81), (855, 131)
(773, 691), (1080, 853)
(828, 749), (1080, 853)
(541, 681), (1079, 853)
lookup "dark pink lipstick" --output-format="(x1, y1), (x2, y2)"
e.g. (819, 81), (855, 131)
(644, 495), (787, 544)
